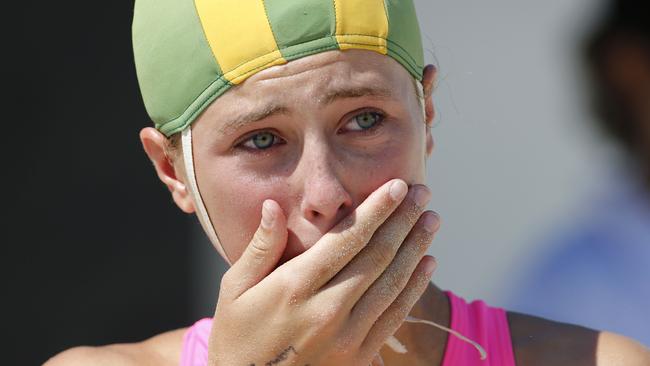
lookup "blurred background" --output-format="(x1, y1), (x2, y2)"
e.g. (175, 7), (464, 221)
(7, 0), (648, 364)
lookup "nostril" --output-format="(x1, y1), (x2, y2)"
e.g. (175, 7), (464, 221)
(300, 182), (353, 223)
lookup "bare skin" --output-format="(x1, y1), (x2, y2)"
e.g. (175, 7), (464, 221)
(45, 50), (650, 365)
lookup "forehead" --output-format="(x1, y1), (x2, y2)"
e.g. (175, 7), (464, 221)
(210, 49), (416, 112)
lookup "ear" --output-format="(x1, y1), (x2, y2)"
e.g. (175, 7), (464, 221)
(422, 64), (437, 126)
(422, 64), (437, 157)
(140, 127), (196, 213)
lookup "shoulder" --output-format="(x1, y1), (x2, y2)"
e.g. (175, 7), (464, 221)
(508, 311), (650, 366)
(43, 327), (188, 366)
(596, 331), (650, 366)
(507, 311), (598, 366)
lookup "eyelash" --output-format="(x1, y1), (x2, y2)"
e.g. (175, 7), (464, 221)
(340, 110), (386, 135)
(235, 109), (387, 153)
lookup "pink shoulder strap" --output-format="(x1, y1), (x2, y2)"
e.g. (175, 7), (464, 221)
(442, 291), (516, 366)
(179, 318), (212, 366)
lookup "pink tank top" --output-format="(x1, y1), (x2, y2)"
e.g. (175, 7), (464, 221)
(179, 292), (516, 365)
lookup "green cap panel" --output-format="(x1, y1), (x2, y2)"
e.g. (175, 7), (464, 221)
(133, 0), (223, 134)
(385, 0), (424, 80)
(264, 0), (338, 55)
(264, 0), (340, 61)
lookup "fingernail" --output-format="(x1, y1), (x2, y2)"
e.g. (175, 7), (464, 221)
(389, 180), (408, 201)
(424, 257), (437, 276)
(412, 186), (431, 208)
(261, 200), (275, 229)
(422, 211), (439, 233)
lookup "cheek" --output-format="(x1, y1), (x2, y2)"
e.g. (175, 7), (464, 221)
(197, 162), (291, 262)
(345, 129), (426, 187)
(369, 147), (423, 188)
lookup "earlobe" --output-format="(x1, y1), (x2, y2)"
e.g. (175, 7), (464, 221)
(170, 181), (196, 213)
(139, 127), (196, 214)
(425, 128), (434, 157)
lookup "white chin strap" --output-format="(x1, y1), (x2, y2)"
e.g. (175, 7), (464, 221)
(178, 83), (485, 359)
(181, 127), (233, 266)
(416, 79), (426, 118)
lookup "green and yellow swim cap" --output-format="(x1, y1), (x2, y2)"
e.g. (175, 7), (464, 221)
(132, 0), (425, 136)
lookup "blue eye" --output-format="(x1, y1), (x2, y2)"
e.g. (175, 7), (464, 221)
(241, 131), (278, 150)
(345, 111), (384, 131)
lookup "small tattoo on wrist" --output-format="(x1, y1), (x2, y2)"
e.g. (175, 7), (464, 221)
(249, 345), (307, 366)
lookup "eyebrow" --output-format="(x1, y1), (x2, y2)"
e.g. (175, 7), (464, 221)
(218, 86), (394, 136)
(320, 86), (393, 105)
(218, 104), (289, 136)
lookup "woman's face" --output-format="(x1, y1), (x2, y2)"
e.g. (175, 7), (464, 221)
(189, 49), (433, 265)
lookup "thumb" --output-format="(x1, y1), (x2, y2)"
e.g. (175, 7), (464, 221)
(225, 199), (288, 298)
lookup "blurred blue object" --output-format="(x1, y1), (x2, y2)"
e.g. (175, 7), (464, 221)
(508, 164), (650, 346)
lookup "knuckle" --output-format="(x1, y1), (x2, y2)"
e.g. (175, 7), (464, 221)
(367, 245), (393, 269)
(326, 301), (347, 322)
(331, 327), (362, 352)
(248, 234), (272, 260)
(340, 227), (368, 249)
(219, 270), (233, 289)
(334, 333), (354, 348)
(404, 204), (422, 228)
(308, 303), (345, 332)
(278, 271), (311, 299)
(386, 310), (407, 332)
(384, 272), (404, 296)
(218, 272), (236, 299)
(415, 229), (434, 250)
(333, 336), (357, 357)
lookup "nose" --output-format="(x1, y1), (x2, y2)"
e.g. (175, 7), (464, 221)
(298, 150), (353, 228)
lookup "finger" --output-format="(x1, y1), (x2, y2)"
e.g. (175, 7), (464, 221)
(359, 256), (436, 359)
(350, 211), (439, 329)
(370, 353), (384, 366)
(322, 186), (432, 306)
(295, 179), (408, 289)
(221, 199), (288, 299)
